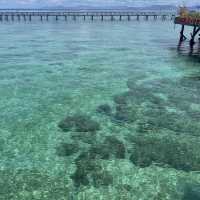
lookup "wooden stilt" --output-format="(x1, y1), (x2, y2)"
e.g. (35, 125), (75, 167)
(180, 25), (187, 42)
(190, 26), (200, 46)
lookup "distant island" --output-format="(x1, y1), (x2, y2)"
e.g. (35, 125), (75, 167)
(1, 4), (200, 12)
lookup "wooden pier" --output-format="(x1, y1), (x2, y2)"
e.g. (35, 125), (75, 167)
(175, 16), (200, 46)
(0, 10), (176, 22)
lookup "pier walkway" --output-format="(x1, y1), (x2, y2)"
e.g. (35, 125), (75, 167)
(0, 10), (176, 22)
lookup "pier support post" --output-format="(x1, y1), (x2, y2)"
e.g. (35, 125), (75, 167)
(5, 15), (8, 21)
(171, 15), (175, 20)
(56, 16), (58, 21)
(17, 15), (20, 21)
(23, 15), (26, 21)
(101, 15), (103, 21)
(73, 15), (76, 21)
(11, 15), (14, 21)
(0, 15), (2, 21)
(128, 15), (130, 21)
(47, 15), (49, 21)
(40, 15), (43, 21)
(111, 15), (114, 21)
(162, 15), (166, 20)
(190, 26), (200, 46)
(83, 15), (86, 20)
(29, 15), (31, 21)
(137, 15), (139, 20)
(145, 15), (148, 20)
(180, 25), (187, 42)
(91, 15), (94, 21)
(119, 15), (122, 21)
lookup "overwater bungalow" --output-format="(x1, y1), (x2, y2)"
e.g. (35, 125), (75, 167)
(175, 7), (200, 26)
(175, 7), (200, 45)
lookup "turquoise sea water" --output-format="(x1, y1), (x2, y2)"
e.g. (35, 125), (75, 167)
(0, 19), (200, 199)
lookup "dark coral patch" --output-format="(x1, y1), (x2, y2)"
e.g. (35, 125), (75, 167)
(113, 92), (129, 105)
(96, 104), (112, 116)
(91, 170), (113, 187)
(71, 153), (113, 187)
(182, 183), (200, 200)
(88, 145), (111, 160)
(86, 136), (126, 160)
(103, 136), (126, 159)
(58, 114), (100, 132)
(130, 134), (200, 172)
(56, 143), (79, 157)
(114, 104), (137, 123)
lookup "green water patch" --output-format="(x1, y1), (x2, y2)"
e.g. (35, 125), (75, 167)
(0, 169), (70, 200)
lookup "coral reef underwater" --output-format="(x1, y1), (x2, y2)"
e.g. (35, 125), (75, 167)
(1, 21), (200, 200)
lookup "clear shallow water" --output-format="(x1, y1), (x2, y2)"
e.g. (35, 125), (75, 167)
(0, 20), (200, 199)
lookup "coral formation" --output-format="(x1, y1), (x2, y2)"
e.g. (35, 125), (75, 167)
(182, 183), (200, 200)
(56, 142), (79, 157)
(71, 152), (113, 187)
(96, 104), (112, 115)
(130, 134), (200, 172)
(58, 114), (100, 132)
